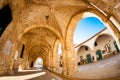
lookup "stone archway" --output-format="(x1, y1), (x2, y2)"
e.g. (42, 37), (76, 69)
(77, 45), (92, 65)
(65, 9), (120, 75)
(94, 34), (119, 59)
(0, 0), (120, 78)
(28, 45), (48, 68)
(34, 57), (43, 68)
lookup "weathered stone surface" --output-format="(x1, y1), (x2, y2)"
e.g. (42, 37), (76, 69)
(0, 0), (120, 79)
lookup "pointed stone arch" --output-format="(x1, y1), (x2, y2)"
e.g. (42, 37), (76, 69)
(19, 24), (63, 44)
(65, 8), (120, 75)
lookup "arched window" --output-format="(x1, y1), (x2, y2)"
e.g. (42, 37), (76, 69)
(14, 50), (18, 60)
(94, 42), (98, 46)
(31, 61), (34, 68)
(0, 5), (12, 36)
(105, 43), (111, 53)
(85, 46), (88, 51)
(20, 44), (25, 58)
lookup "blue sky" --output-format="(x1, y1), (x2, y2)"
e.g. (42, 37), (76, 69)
(73, 17), (105, 45)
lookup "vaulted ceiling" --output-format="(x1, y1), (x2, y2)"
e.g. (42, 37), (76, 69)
(0, 0), (120, 64)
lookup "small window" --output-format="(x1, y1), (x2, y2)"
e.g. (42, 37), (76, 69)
(85, 46), (88, 51)
(20, 44), (25, 58)
(94, 42), (97, 46)
(92, 56), (94, 60)
(105, 43), (111, 53)
(45, 15), (49, 19)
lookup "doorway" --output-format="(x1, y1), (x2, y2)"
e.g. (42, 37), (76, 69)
(114, 42), (120, 53)
(96, 50), (103, 60)
(86, 54), (92, 63)
(31, 62), (34, 68)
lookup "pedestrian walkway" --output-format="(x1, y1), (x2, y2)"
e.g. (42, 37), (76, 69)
(0, 54), (120, 80)
(0, 68), (67, 80)
(72, 54), (120, 79)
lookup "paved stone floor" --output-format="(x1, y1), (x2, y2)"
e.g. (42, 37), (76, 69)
(0, 67), (120, 80)
(0, 54), (120, 80)
(72, 54), (120, 80)
(0, 68), (67, 80)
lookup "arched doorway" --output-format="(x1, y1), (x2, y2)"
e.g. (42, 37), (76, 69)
(20, 44), (25, 58)
(77, 45), (92, 65)
(94, 34), (118, 59)
(34, 58), (43, 68)
(96, 50), (103, 60)
(66, 10), (120, 75)
(57, 43), (62, 73)
(86, 54), (92, 63)
(114, 41), (120, 53)
(30, 61), (34, 68)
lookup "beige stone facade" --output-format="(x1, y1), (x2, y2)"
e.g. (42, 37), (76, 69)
(0, 0), (120, 79)
(75, 28), (119, 65)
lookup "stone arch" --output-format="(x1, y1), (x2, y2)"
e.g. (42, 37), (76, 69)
(66, 9), (120, 50)
(23, 43), (48, 60)
(29, 45), (49, 58)
(19, 24), (64, 44)
(28, 45), (48, 68)
(35, 55), (47, 67)
(65, 9), (120, 74)
(77, 45), (92, 65)
(94, 34), (114, 47)
(28, 42), (51, 55)
(77, 45), (92, 56)
(20, 26), (62, 60)
(34, 57), (43, 68)
(77, 45), (92, 54)
(94, 34), (118, 58)
(52, 39), (61, 72)
(20, 26), (65, 56)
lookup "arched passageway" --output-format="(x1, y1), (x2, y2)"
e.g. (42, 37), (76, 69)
(34, 58), (43, 68)
(0, 0), (120, 79)
(77, 45), (92, 65)
(94, 34), (119, 59)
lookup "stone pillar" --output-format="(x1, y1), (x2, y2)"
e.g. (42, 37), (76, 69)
(46, 58), (49, 68)
(62, 49), (67, 75)
(43, 58), (47, 68)
(48, 50), (54, 70)
(53, 52), (60, 72)
(66, 40), (77, 75)
(48, 52), (51, 69)
(7, 42), (18, 75)
(20, 47), (29, 70)
(52, 40), (60, 73)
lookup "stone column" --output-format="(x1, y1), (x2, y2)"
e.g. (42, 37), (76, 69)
(52, 40), (60, 73)
(43, 58), (47, 69)
(46, 58), (49, 68)
(62, 48), (67, 75)
(66, 40), (77, 75)
(20, 47), (29, 70)
(48, 50), (54, 70)
(53, 52), (60, 73)
(48, 52), (51, 69)
(7, 41), (18, 75)
(51, 51), (54, 71)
